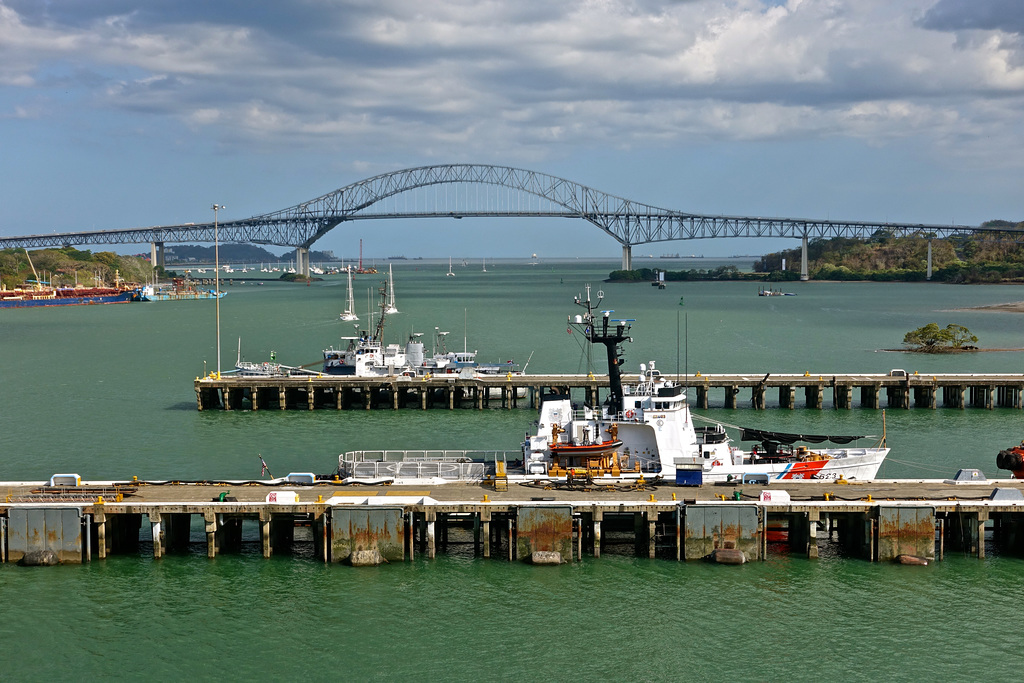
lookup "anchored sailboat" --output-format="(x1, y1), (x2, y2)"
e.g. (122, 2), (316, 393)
(446, 257), (455, 277)
(384, 264), (399, 314)
(340, 270), (359, 321)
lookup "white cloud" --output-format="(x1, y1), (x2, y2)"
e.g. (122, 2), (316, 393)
(1, 0), (1024, 163)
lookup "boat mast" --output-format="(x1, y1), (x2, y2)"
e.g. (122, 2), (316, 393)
(374, 276), (389, 341)
(23, 249), (41, 289)
(569, 285), (632, 414)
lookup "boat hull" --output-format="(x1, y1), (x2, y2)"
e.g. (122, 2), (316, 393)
(141, 290), (224, 301)
(700, 448), (889, 482)
(0, 290), (139, 308)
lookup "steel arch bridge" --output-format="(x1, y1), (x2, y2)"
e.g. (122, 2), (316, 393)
(1, 163), (1019, 275)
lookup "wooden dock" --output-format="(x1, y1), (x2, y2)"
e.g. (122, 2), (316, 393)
(195, 372), (1024, 411)
(4, 477), (1024, 565)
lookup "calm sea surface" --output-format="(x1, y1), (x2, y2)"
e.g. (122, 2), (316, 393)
(2, 257), (1024, 680)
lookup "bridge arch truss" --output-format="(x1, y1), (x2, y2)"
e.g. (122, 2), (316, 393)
(2, 164), (1020, 274)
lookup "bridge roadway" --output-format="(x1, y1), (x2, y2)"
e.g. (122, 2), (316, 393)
(194, 371), (1024, 411)
(4, 164), (1022, 275)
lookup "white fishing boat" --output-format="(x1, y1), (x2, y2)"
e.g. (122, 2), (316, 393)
(758, 287), (796, 297)
(384, 264), (399, 314)
(338, 287), (889, 485)
(339, 270), (359, 321)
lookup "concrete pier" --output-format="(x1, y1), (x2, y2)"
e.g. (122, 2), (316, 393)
(195, 372), (1024, 412)
(4, 478), (1024, 565)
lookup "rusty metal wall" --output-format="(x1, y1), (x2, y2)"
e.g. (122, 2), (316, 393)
(516, 505), (573, 561)
(7, 507), (85, 564)
(877, 506), (935, 561)
(683, 505), (762, 561)
(330, 506), (405, 563)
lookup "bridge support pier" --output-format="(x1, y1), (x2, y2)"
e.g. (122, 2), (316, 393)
(621, 245), (632, 271)
(296, 247), (310, 278)
(927, 240), (933, 281)
(150, 242), (165, 270)
(800, 234), (809, 281)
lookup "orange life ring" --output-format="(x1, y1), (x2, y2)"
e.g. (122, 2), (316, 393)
(712, 460), (722, 467)
(625, 410), (635, 419)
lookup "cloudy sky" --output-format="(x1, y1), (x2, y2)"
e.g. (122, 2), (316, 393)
(1, 0), (1022, 259)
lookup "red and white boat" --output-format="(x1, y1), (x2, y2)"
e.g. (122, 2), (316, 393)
(522, 287), (888, 483)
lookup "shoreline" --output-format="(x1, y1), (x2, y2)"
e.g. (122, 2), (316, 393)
(960, 301), (1024, 313)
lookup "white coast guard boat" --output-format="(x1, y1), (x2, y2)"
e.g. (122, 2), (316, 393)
(338, 288), (888, 484)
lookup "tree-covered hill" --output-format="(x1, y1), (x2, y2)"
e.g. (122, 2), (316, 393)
(0, 248), (153, 289)
(753, 221), (1024, 283)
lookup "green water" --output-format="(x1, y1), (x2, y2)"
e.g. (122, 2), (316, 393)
(3, 259), (1024, 680)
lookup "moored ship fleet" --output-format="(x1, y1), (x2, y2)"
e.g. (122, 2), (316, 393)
(338, 286), (890, 486)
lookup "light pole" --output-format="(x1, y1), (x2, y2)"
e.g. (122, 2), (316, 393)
(212, 203), (225, 377)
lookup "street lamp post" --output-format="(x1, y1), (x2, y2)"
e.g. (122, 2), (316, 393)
(212, 203), (225, 377)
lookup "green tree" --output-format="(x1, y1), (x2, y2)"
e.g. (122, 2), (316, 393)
(944, 324), (978, 349)
(903, 323), (977, 352)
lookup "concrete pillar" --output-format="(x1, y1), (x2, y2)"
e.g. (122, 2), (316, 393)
(695, 386), (708, 410)
(261, 512), (272, 559)
(205, 512), (217, 558)
(807, 511), (819, 559)
(593, 510), (603, 558)
(95, 512), (107, 559)
(279, 387), (287, 409)
(150, 512), (163, 559)
(835, 384), (853, 410)
(725, 386), (738, 409)
(926, 239), (933, 281)
(861, 384), (879, 409)
(800, 233), (809, 281)
(805, 384), (823, 409)
(675, 508), (682, 561)
(481, 512), (491, 559)
(648, 514), (657, 559)
(621, 244), (632, 271)
(426, 513), (436, 559)
(296, 246), (310, 278)
(779, 385), (795, 410)
(150, 242), (165, 270)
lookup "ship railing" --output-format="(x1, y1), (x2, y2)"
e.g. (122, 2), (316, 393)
(338, 449), (517, 480)
(339, 449), (519, 481)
